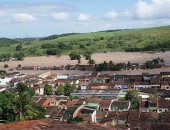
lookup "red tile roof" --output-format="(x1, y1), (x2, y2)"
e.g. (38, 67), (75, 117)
(100, 99), (111, 109)
(158, 99), (170, 108)
(0, 120), (114, 130)
(36, 98), (52, 108)
(86, 97), (102, 104)
(66, 99), (79, 108)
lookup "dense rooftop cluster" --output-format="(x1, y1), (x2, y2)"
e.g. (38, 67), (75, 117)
(1, 71), (170, 129)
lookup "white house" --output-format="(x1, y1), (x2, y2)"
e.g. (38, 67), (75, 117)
(35, 87), (44, 95)
(57, 75), (69, 80)
(0, 78), (12, 88)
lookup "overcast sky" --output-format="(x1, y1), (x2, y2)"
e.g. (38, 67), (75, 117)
(0, 0), (170, 38)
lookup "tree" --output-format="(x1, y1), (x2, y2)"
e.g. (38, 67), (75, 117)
(44, 84), (53, 95)
(15, 44), (22, 51)
(160, 58), (164, 63)
(46, 48), (61, 56)
(84, 54), (91, 60)
(13, 52), (25, 61)
(16, 82), (34, 96)
(32, 106), (45, 119)
(69, 52), (81, 60)
(127, 61), (131, 66)
(79, 44), (85, 49)
(4, 64), (8, 68)
(0, 84), (45, 123)
(18, 64), (22, 68)
(0, 53), (11, 62)
(16, 91), (38, 121)
(125, 90), (140, 109)
(88, 59), (95, 65)
(57, 85), (64, 95)
(145, 61), (154, 68)
(0, 91), (17, 122)
(64, 84), (76, 96)
(161, 48), (165, 52)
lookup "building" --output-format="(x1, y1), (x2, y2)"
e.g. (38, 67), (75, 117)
(70, 89), (121, 99)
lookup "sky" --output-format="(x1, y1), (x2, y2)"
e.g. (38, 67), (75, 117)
(0, 0), (170, 38)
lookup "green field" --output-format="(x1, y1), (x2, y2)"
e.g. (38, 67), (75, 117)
(0, 25), (170, 57)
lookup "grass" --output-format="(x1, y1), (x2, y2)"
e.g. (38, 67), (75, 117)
(0, 25), (170, 56)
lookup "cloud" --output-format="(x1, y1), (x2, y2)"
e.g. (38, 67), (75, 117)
(0, 3), (77, 14)
(12, 13), (38, 22)
(78, 13), (90, 21)
(51, 12), (69, 20)
(123, 9), (132, 18)
(105, 10), (119, 20)
(135, 0), (170, 19)
(0, 11), (3, 16)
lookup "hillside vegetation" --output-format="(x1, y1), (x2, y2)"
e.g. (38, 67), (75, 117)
(0, 38), (20, 47)
(0, 25), (170, 58)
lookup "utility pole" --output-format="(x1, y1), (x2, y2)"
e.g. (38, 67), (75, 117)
(116, 112), (119, 130)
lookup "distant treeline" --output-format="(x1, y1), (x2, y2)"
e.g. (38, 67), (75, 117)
(125, 40), (170, 52)
(40, 33), (81, 40)
(0, 38), (19, 47)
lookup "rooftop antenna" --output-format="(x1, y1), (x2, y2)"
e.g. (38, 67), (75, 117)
(25, 31), (30, 44)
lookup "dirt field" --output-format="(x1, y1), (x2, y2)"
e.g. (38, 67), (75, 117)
(0, 52), (170, 75)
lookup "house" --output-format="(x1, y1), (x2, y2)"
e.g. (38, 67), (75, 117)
(157, 99), (170, 113)
(85, 97), (102, 104)
(57, 75), (70, 80)
(78, 108), (97, 122)
(35, 87), (44, 95)
(49, 96), (68, 109)
(96, 111), (108, 122)
(0, 77), (12, 88)
(88, 83), (109, 90)
(66, 99), (79, 109)
(58, 101), (67, 109)
(127, 111), (159, 130)
(139, 101), (149, 112)
(139, 98), (170, 113)
(45, 106), (66, 121)
(38, 72), (51, 79)
(79, 77), (90, 90)
(64, 105), (80, 119)
(99, 111), (128, 127)
(160, 72), (170, 78)
(71, 89), (121, 99)
(147, 98), (158, 112)
(161, 83), (170, 90)
(74, 100), (100, 123)
(99, 99), (112, 111)
(36, 98), (52, 108)
(110, 101), (130, 111)
(138, 92), (150, 101)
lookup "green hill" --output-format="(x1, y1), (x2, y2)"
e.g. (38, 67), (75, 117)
(0, 38), (20, 47)
(0, 25), (170, 57)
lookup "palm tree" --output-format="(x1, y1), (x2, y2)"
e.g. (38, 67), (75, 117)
(16, 91), (38, 121)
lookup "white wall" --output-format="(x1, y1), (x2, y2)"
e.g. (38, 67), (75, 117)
(0, 78), (12, 87)
(91, 110), (97, 122)
(35, 87), (44, 95)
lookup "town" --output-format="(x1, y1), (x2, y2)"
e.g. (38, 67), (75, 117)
(0, 69), (170, 130)
(1, 0), (170, 129)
